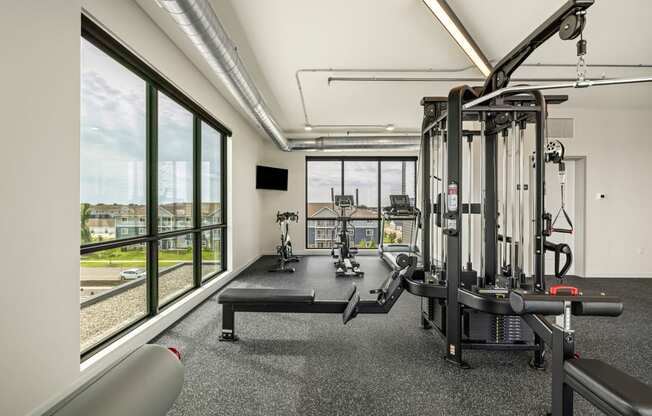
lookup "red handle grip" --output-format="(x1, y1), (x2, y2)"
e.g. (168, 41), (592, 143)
(550, 285), (578, 296)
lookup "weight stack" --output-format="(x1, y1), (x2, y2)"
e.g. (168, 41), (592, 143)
(464, 310), (534, 344)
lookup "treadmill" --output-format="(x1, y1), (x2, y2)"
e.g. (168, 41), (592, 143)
(379, 194), (421, 270)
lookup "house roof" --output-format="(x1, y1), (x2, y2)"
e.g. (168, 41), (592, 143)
(88, 218), (115, 228)
(307, 203), (378, 219)
(86, 202), (222, 219)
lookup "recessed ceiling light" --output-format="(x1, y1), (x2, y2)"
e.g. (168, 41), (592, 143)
(304, 125), (313, 131)
(422, 0), (492, 77)
(385, 124), (395, 131)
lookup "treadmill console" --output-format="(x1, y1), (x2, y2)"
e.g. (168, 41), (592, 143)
(390, 194), (411, 210)
(334, 195), (354, 208)
(385, 194), (415, 216)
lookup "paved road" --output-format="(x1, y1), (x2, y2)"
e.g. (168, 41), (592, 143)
(80, 267), (127, 282)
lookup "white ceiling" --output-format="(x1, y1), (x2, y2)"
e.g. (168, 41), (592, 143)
(140, 0), (652, 136)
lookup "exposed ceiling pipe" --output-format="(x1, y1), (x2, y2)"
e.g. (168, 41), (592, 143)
(160, 0), (292, 151)
(289, 136), (420, 151)
(327, 76), (611, 84)
(296, 63), (652, 129)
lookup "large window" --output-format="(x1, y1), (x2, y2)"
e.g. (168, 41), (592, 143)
(158, 93), (194, 231)
(305, 157), (417, 249)
(80, 16), (229, 359)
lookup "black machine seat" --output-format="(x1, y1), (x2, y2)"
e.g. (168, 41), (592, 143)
(565, 358), (652, 416)
(219, 288), (315, 304)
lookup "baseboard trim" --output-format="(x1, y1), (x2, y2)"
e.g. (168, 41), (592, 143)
(30, 253), (262, 416)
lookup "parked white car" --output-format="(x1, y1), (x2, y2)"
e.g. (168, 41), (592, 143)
(120, 268), (146, 280)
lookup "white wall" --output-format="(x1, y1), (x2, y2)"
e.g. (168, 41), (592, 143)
(0, 2), (81, 415)
(1, 1), (270, 414)
(549, 107), (652, 277)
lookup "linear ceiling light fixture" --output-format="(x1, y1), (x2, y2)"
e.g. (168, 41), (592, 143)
(422, 0), (492, 77)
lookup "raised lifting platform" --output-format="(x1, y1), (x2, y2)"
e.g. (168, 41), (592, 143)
(218, 256), (417, 341)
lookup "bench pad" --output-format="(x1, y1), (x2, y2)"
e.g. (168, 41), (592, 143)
(219, 288), (315, 304)
(565, 358), (652, 416)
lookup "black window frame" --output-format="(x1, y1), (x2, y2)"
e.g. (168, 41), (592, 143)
(80, 14), (230, 360)
(305, 156), (418, 250)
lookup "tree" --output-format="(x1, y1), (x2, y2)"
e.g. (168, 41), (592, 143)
(80, 203), (92, 244)
(384, 231), (397, 244)
(369, 240), (377, 249)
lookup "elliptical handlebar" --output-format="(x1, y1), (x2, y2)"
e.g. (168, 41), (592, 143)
(276, 211), (299, 223)
(544, 240), (573, 280)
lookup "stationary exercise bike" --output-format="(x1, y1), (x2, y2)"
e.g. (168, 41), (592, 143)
(269, 211), (300, 273)
(331, 195), (364, 277)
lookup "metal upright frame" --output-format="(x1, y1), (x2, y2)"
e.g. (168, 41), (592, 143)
(415, 0), (597, 367)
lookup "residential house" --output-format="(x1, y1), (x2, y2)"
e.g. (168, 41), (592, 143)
(306, 202), (379, 249)
(84, 202), (222, 250)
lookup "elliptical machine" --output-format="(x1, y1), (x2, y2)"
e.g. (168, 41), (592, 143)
(269, 211), (300, 273)
(331, 195), (364, 277)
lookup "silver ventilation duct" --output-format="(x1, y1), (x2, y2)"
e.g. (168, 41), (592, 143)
(160, 0), (291, 151)
(289, 136), (420, 151)
(160, 0), (424, 152)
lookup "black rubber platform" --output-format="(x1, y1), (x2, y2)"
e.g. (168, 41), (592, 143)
(156, 255), (652, 416)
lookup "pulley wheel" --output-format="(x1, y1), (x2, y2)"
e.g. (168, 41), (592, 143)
(559, 13), (585, 40)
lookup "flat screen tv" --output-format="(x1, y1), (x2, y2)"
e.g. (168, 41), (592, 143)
(256, 165), (288, 191)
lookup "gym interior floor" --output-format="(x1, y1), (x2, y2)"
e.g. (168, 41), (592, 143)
(156, 255), (652, 416)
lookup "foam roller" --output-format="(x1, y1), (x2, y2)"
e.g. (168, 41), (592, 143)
(54, 345), (184, 416)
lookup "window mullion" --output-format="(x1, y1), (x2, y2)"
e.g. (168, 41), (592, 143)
(377, 159), (381, 245)
(221, 132), (227, 272)
(146, 84), (159, 315)
(193, 116), (202, 287)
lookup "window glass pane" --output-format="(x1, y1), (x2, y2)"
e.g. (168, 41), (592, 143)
(383, 218), (419, 247)
(350, 220), (379, 249)
(201, 122), (222, 225)
(306, 219), (337, 249)
(307, 161), (341, 223)
(80, 243), (147, 352)
(158, 93), (193, 231)
(202, 229), (223, 280)
(344, 161), (379, 217)
(80, 38), (146, 244)
(158, 233), (194, 306)
(381, 161), (416, 208)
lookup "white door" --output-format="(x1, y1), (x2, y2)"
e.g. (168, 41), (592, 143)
(545, 160), (576, 276)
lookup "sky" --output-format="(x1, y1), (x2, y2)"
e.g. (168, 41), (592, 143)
(80, 39), (221, 206)
(307, 160), (416, 207)
(81, 39), (410, 208)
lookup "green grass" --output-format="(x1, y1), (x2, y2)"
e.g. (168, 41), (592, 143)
(81, 247), (221, 268)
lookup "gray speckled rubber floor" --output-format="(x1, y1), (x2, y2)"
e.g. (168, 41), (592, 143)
(156, 255), (652, 416)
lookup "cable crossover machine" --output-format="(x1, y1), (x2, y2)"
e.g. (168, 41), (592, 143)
(219, 1), (652, 414)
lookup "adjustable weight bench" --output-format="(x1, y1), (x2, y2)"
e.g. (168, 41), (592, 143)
(511, 290), (652, 415)
(218, 255), (417, 341)
(564, 358), (652, 416)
